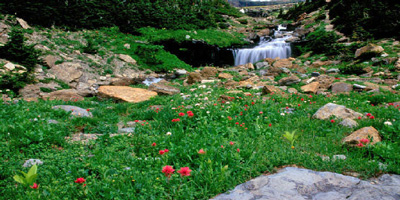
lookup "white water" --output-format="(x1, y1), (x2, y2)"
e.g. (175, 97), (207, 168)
(234, 25), (292, 66)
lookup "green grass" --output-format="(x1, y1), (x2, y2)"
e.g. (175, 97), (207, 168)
(1, 83), (399, 199)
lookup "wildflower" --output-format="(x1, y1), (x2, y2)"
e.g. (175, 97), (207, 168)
(152, 143), (156, 147)
(198, 149), (206, 154)
(166, 132), (172, 135)
(227, 116), (232, 120)
(298, 104), (301, 107)
(259, 111), (263, 114)
(356, 143), (364, 147)
(162, 165), (175, 178)
(235, 122), (239, 125)
(229, 141), (234, 146)
(187, 111), (194, 117)
(236, 148), (240, 152)
(30, 183), (39, 189)
(358, 116), (362, 120)
(164, 149), (169, 153)
(359, 138), (370, 144)
(384, 121), (393, 126)
(370, 116), (375, 119)
(75, 177), (86, 184)
(366, 113), (372, 117)
(86, 109), (90, 112)
(178, 112), (185, 117)
(171, 118), (180, 122)
(269, 124), (272, 127)
(221, 145), (224, 148)
(330, 119), (335, 123)
(291, 146), (295, 149)
(177, 167), (192, 177)
(159, 150), (165, 155)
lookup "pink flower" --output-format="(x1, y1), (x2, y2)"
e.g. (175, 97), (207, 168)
(359, 138), (370, 144)
(330, 119), (335, 123)
(356, 143), (364, 147)
(366, 113), (372, 117)
(221, 145), (224, 148)
(159, 150), (165, 155)
(164, 149), (169, 153)
(259, 111), (263, 114)
(162, 165), (175, 178)
(30, 183), (39, 189)
(75, 177), (86, 184)
(152, 143), (156, 147)
(187, 111), (194, 117)
(198, 149), (206, 154)
(229, 141), (234, 146)
(236, 148), (240, 153)
(177, 167), (192, 177)
(370, 116), (375, 119)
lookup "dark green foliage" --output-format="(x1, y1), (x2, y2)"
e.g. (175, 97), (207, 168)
(338, 64), (365, 75)
(328, 0), (400, 40)
(298, 27), (340, 55)
(0, 29), (40, 92)
(1, 0), (241, 33)
(279, 0), (326, 20)
(82, 38), (98, 54)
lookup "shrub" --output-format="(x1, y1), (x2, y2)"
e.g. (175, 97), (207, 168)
(297, 27), (340, 55)
(338, 64), (365, 75)
(0, 29), (40, 92)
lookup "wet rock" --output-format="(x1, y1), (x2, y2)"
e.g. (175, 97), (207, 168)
(52, 105), (93, 117)
(326, 68), (340, 73)
(353, 84), (367, 90)
(255, 62), (269, 69)
(311, 72), (320, 77)
(98, 86), (157, 103)
(343, 126), (381, 146)
(331, 82), (353, 94)
(313, 103), (363, 120)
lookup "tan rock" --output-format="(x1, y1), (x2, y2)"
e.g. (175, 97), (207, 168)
(257, 28), (270, 36)
(355, 44), (384, 59)
(16, 18), (31, 29)
(187, 72), (202, 84)
(42, 89), (84, 101)
(311, 60), (333, 68)
(148, 82), (180, 95)
(98, 86), (157, 103)
(301, 82), (320, 93)
(331, 82), (353, 94)
(313, 103), (363, 120)
(49, 62), (83, 84)
(343, 127), (381, 146)
(118, 54), (137, 65)
(218, 73), (233, 79)
(224, 80), (239, 89)
(273, 59), (293, 69)
(316, 75), (335, 89)
(278, 75), (300, 86)
(288, 88), (298, 94)
(262, 85), (282, 95)
(201, 67), (218, 78)
(244, 63), (254, 70)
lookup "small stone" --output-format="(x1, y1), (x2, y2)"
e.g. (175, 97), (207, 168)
(118, 127), (135, 133)
(326, 68), (340, 73)
(332, 82), (353, 94)
(339, 118), (358, 128)
(118, 54), (137, 65)
(311, 72), (320, 77)
(4, 62), (15, 71)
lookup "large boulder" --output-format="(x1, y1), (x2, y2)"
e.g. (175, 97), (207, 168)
(98, 86), (157, 103)
(118, 54), (137, 65)
(273, 59), (293, 69)
(42, 89), (84, 101)
(48, 62), (83, 86)
(343, 126), (381, 146)
(278, 75), (300, 86)
(355, 44), (384, 59)
(187, 72), (203, 84)
(200, 67), (218, 78)
(313, 103), (363, 120)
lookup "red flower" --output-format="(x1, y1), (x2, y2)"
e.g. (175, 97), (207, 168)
(259, 111), (263, 114)
(366, 113), (372, 117)
(356, 143), (364, 147)
(235, 122), (239, 125)
(159, 150), (165, 155)
(177, 167), (192, 177)
(187, 111), (194, 117)
(198, 149), (205, 154)
(229, 141), (234, 146)
(152, 143), (156, 147)
(358, 116), (362, 120)
(269, 123), (272, 127)
(221, 145), (224, 148)
(30, 183), (39, 189)
(236, 148), (240, 153)
(162, 165), (175, 178)
(330, 119), (335, 123)
(301, 98), (304, 101)
(171, 118), (180, 122)
(370, 116), (375, 119)
(75, 177), (86, 184)
(86, 109), (90, 112)
(359, 138), (370, 144)
(178, 112), (185, 117)
(164, 149), (169, 153)
(298, 104), (301, 107)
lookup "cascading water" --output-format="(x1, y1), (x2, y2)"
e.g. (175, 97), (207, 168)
(234, 25), (292, 66)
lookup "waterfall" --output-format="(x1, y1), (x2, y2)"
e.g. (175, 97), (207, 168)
(234, 25), (292, 66)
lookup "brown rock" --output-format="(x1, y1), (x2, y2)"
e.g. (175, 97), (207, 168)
(148, 82), (180, 95)
(316, 75), (335, 89)
(273, 59), (293, 69)
(200, 67), (218, 78)
(98, 86), (157, 103)
(118, 54), (137, 65)
(343, 126), (381, 146)
(257, 28), (270, 36)
(264, 58), (278, 65)
(244, 63), (254, 70)
(224, 80), (239, 89)
(301, 82), (320, 94)
(331, 82), (353, 94)
(43, 55), (59, 68)
(278, 75), (300, 86)
(288, 88), (298, 94)
(110, 77), (135, 86)
(262, 85), (282, 95)
(48, 62), (83, 84)
(42, 89), (84, 101)
(310, 60), (333, 68)
(187, 72), (202, 84)
(218, 73), (233, 79)
(355, 44), (384, 59)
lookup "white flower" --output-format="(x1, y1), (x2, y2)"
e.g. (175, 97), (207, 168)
(190, 88), (197, 92)
(206, 111), (210, 114)
(204, 97), (208, 101)
(166, 132), (172, 135)
(384, 121), (393, 126)
(226, 102), (230, 104)
(280, 113), (285, 116)
(195, 103), (200, 106)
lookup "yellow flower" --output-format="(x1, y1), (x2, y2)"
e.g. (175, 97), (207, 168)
(291, 146), (295, 149)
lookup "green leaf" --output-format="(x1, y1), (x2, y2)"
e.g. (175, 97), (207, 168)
(27, 164), (37, 178)
(13, 175), (26, 185)
(26, 174), (38, 185)
(18, 170), (28, 178)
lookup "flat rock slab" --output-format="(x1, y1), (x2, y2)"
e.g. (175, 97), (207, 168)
(212, 167), (400, 200)
(52, 105), (92, 117)
(98, 86), (157, 103)
(313, 103), (362, 120)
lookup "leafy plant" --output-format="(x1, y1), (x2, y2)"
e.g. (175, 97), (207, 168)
(13, 165), (38, 187)
(283, 130), (299, 147)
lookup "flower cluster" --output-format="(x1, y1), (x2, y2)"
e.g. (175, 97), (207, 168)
(162, 166), (192, 178)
